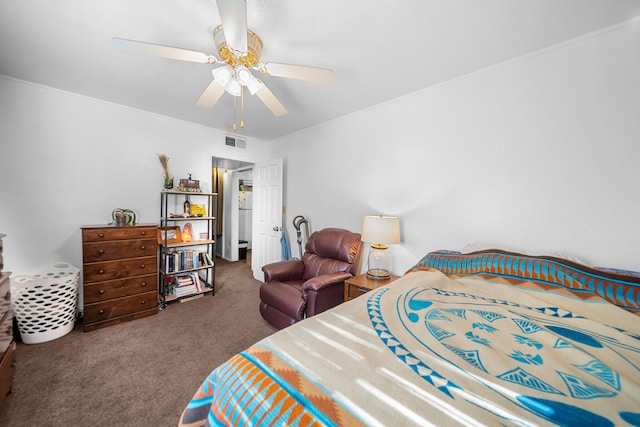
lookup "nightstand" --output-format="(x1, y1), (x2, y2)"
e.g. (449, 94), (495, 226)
(344, 274), (400, 301)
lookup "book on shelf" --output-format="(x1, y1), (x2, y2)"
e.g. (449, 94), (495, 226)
(192, 272), (203, 291)
(164, 249), (214, 273)
(167, 253), (175, 272)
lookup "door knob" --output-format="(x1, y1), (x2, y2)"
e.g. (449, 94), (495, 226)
(273, 226), (281, 231)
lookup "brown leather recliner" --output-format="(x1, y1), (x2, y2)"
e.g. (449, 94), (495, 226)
(260, 228), (362, 329)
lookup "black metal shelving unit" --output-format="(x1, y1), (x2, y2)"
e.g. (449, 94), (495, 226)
(158, 190), (217, 307)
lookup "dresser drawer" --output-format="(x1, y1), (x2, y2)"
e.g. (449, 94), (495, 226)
(83, 238), (156, 263)
(82, 226), (156, 243)
(83, 256), (157, 283)
(84, 274), (156, 304)
(84, 290), (157, 324)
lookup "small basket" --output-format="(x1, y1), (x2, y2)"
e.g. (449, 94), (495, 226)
(11, 262), (79, 344)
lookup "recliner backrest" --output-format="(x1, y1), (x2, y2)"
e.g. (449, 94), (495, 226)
(302, 228), (361, 280)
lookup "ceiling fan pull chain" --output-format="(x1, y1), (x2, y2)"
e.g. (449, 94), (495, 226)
(233, 95), (237, 131)
(241, 87), (245, 129)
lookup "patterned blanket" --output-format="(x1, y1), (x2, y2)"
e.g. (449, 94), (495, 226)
(180, 268), (640, 426)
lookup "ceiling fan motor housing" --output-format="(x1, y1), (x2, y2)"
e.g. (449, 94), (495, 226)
(214, 25), (262, 68)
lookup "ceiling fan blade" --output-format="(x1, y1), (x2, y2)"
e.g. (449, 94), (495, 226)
(255, 86), (288, 117)
(258, 62), (334, 84)
(196, 80), (227, 109)
(112, 38), (218, 64)
(216, 0), (248, 53)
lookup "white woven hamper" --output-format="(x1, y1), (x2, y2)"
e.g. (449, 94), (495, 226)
(11, 262), (79, 344)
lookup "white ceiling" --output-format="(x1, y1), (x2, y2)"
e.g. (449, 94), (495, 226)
(2, 0), (639, 141)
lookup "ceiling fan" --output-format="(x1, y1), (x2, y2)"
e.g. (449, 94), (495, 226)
(112, 0), (333, 129)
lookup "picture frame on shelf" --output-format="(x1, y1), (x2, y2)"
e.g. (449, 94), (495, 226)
(191, 204), (206, 216)
(157, 226), (181, 244)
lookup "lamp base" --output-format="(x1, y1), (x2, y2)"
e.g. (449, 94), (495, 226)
(366, 269), (391, 280)
(367, 243), (391, 280)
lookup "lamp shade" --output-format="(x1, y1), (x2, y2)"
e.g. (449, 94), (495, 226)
(225, 78), (242, 96)
(212, 66), (232, 86)
(361, 215), (400, 245)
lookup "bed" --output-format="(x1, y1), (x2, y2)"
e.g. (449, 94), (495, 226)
(179, 249), (640, 426)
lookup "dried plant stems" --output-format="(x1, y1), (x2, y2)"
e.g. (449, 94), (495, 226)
(158, 154), (171, 180)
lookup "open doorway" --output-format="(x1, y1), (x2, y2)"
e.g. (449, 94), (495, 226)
(212, 157), (254, 263)
(212, 157), (284, 282)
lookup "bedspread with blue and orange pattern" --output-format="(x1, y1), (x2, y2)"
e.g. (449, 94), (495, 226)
(180, 251), (640, 426)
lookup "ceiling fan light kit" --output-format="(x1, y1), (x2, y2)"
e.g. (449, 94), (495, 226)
(112, 0), (334, 131)
(211, 65), (264, 96)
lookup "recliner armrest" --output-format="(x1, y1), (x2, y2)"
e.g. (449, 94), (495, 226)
(302, 272), (353, 292)
(262, 259), (305, 282)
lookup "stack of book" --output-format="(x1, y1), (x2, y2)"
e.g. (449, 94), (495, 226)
(172, 273), (204, 298)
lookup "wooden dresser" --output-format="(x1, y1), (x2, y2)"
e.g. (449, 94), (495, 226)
(0, 234), (16, 410)
(81, 224), (158, 332)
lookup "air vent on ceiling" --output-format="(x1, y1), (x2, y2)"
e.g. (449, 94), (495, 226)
(225, 136), (246, 149)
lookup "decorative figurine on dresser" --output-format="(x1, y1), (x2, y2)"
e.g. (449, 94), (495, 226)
(0, 234), (17, 410)
(81, 222), (158, 332)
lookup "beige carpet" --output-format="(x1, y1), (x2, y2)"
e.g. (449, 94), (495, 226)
(0, 257), (276, 427)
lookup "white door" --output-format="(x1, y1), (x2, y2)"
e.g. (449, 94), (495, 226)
(252, 158), (283, 281)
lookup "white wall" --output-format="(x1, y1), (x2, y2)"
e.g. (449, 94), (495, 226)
(0, 77), (269, 278)
(271, 19), (640, 273)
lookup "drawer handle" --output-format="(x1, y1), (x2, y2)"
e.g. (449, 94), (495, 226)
(98, 249), (104, 255)
(356, 287), (368, 293)
(140, 300), (146, 305)
(98, 309), (105, 315)
(98, 269), (105, 275)
(140, 231), (146, 235)
(98, 233), (105, 238)
(140, 245), (146, 250)
(99, 289), (105, 294)
(141, 282), (147, 287)
(140, 264), (145, 269)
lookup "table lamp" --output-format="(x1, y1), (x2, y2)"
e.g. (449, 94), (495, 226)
(361, 215), (400, 279)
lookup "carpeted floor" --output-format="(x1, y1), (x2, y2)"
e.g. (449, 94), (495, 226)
(0, 258), (276, 427)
